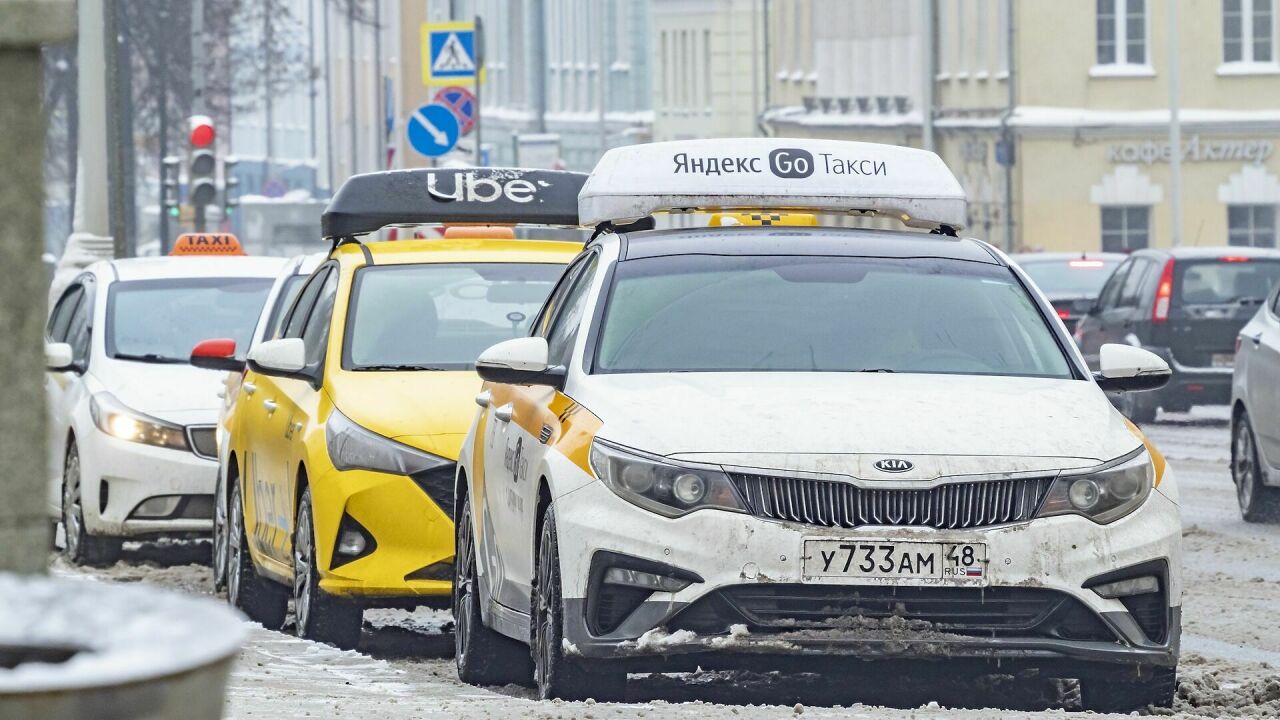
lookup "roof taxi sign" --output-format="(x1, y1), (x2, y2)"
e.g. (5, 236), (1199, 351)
(170, 233), (245, 256)
(579, 138), (968, 231)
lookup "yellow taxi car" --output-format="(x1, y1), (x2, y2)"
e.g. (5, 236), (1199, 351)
(210, 168), (586, 648)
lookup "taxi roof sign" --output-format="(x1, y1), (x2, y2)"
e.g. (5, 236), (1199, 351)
(322, 168), (588, 240)
(170, 233), (245, 256)
(579, 139), (968, 231)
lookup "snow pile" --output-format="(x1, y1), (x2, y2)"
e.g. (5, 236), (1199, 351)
(1158, 657), (1280, 718)
(0, 572), (245, 693)
(632, 628), (699, 651)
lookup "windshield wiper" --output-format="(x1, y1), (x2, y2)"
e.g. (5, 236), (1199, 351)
(113, 352), (185, 364)
(354, 364), (450, 371)
(854, 368), (896, 373)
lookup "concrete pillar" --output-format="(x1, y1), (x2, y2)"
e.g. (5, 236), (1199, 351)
(0, 0), (75, 574)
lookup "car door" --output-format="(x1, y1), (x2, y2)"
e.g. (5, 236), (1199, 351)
(243, 268), (327, 566)
(1249, 288), (1280, 468)
(481, 253), (597, 612)
(274, 266), (339, 565)
(45, 280), (88, 507)
(1078, 259), (1131, 367)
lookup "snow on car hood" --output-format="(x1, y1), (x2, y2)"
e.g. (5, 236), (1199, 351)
(577, 372), (1142, 478)
(95, 360), (228, 422)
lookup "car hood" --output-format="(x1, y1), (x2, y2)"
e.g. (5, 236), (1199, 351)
(97, 360), (227, 422)
(576, 372), (1142, 479)
(327, 370), (480, 457)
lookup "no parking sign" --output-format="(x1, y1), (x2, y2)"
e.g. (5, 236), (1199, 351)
(434, 86), (478, 135)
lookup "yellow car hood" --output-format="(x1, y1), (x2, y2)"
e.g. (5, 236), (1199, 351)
(327, 370), (481, 461)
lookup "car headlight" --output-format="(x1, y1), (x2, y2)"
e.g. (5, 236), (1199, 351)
(325, 409), (451, 475)
(588, 439), (746, 518)
(90, 392), (189, 451)
(1038, 448), (1154, 524)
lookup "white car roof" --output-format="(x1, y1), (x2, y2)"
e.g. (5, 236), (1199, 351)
(98, 255), (292, 283)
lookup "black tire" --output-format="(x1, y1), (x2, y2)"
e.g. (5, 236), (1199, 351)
(61, 441), (122, 567)
(212, 472), (229, 592)
(1233, 411), (1280, 523)
(1080, 665), (1176, 713)
(532, 506), (626, 702)
(454, 495), (534, 686)
(1121, 391), (1158, 425)
(227, 481), (288, 628)
(294, 488), (363, 650)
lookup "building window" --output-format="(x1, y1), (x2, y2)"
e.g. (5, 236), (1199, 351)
(1101, 206), (1151, 252)
(1224, 0), (1275, 63)
(1229, 205), (1277, 246)
(1097, 0), (1146, 66)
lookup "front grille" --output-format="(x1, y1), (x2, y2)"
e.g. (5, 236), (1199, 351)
(670, 585), (1115, 642)
(186, 425), (217, 460)
(729, 473), (1054, 530)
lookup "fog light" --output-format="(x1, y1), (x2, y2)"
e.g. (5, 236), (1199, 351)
(672, 473), (707, 505)
(1093, 575), (1159, 599)
(337, 529), (367, 556)
(603, 567), (691, 593)
(132, 495), (181, 518)
(1068, 478), (1101, 510)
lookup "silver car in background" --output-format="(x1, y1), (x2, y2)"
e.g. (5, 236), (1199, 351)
(1231, 281), (1280, 522)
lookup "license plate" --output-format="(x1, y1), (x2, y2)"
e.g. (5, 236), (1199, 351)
(1212, 353), (1234, 368)
(802, 540), (987, 581)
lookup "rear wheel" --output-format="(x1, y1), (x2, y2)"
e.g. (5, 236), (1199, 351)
(1080, 665), (1176, 713)
(227, 481), (288, 628)
(212, 473), (229, 592)
(454, 495), (533, 686)
(61, 442), (121, 567)
(532, 506), (626, 702)
(1233, 412), (1280, 523)
(294, 488), (363, 650)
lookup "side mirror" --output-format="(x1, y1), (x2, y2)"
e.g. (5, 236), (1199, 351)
(190, 338), (245, 372)
(247, 338), (307, 377)
(476, 337), (565, 389)
(1095, 343), (1171, 393)
(45, 342), (74, 372)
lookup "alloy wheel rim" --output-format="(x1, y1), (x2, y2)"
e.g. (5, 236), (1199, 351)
(228, 488), (242, 603)
(1236, 423), (1257, 508)
(62, 453), (82, 559)
(294, 508), (313, 634)
(455, 507), (473, 659)
(534, 524), (555, 690)
(213, 488), (228, 581)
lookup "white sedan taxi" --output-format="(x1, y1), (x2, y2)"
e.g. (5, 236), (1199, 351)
(45, 236), (286, 565)
(453, 139), (1182, 712)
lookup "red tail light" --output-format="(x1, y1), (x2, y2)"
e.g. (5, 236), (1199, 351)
(1152, 258), (1175, 324)
(1057, 309), (1072, 320)
(1236, 335), (1243, 353)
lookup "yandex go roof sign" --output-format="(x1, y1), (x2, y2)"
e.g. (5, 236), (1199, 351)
(579, 138), (968, 231)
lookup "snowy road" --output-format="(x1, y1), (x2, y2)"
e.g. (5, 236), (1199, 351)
(57, 409), (1280, 719)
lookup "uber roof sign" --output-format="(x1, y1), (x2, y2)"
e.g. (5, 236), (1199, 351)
(579, 138), (967, 231)
(322, 167), (588, 239)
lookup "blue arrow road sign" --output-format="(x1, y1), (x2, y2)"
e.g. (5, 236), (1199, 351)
(406, 103), (460, 158)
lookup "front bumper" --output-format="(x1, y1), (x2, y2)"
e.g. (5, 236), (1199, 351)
(72, 428), (218, 538)
(554, 470), (1182, 669)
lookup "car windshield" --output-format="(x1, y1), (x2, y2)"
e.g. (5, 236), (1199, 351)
(595, 255), (1073, 378)
(1177, 259), (1280, 305)
(107, 277), (274, 363)
(345, 262), (565, 370)
(1019, 258), (1121, 296)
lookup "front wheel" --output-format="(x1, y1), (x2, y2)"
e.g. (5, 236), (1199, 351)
(294, 488), (363, 650)
(1233, 412), (1280, 523)
(532, 506), (626, 702)
(1080, 665), (1176, 713)
(454, 495), (533, 686)
(61, 441), (121, 567)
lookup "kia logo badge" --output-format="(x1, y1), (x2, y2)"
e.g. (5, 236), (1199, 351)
(874, 458), (914, 473)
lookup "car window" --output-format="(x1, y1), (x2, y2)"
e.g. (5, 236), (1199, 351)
(65, 290), (92, 366)
(263, 274), (308, 342)
(544, 254), (599, 368)
(105, 277), (273, 363)
(595, 255), (1074, 378)
(1177, 259), (1280, 306)
(47, 285), (84, 342)
(1018, 258), (1123, 296)
(301, 269), (339, 368)
(535, 254), (591, 338)
(344, 262), (564, 370)
(1117, 258), (1151, 308)
(282, 269), (329, 340)
(1096, 259), (1132, 310)
(1272, 286), (1280, 316)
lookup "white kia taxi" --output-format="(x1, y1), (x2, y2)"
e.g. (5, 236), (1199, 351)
(44, 236), (286, 565)
(453, 139), (1182, 712)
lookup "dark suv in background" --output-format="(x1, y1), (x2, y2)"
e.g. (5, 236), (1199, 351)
(1012, 252), (1126, 332)
(1075, 247), (1280, 422)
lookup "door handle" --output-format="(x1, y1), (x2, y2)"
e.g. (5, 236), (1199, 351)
(475, 390), (492, 408)
(263, 400), (278, 413)
(290, 421), (304, 433)
(493, 403), (514, 423)
(243, 382), (257, 396)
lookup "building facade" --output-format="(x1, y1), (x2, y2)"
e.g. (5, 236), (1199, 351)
(761, 0), (1280, 253)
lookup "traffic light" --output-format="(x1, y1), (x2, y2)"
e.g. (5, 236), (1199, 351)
(222, 156), (240, 219)
(161, 156), (181, 219)
(188, 115), (217, 231)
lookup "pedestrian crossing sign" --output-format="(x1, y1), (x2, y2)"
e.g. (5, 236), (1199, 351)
(422, 22), (484, 86)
